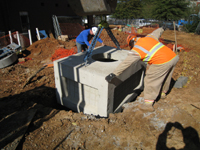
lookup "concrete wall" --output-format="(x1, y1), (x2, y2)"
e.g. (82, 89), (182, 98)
(0, 0), (79, 41)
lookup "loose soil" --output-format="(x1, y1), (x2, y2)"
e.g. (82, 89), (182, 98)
(0, 29), (200, 150)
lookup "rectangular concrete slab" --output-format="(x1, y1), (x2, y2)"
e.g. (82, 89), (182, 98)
(54, 46), (145, 117)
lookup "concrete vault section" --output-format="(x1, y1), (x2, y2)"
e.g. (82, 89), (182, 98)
(54, 46), (145, 117)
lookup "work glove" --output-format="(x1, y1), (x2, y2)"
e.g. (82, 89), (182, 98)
(105, 73), (122, 86)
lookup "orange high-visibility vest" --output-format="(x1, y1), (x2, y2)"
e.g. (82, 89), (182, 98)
(132, 35), (176, 64)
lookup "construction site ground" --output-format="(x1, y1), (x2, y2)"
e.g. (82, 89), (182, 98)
(0, 29), (200, 150)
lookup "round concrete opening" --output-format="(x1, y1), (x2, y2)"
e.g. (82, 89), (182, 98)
(92, 53), (117, 62)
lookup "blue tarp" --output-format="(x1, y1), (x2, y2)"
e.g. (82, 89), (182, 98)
(38, 30), (48, 39)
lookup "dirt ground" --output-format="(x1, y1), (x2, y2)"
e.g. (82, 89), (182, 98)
(0, 28), (200, 150)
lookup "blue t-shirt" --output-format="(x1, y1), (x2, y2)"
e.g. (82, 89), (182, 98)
(76, 29), (103, 46)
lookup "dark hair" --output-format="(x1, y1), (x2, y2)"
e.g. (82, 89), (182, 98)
(129, 40), (135, 49)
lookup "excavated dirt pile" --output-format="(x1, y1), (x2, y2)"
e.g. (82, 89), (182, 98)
(25, 29), (129, 63)
(0, 29), (200, 150)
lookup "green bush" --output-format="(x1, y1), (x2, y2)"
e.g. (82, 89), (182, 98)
(183, 16), (200, 33)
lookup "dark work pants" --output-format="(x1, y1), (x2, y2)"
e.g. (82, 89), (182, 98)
(76, 42), (87, 53)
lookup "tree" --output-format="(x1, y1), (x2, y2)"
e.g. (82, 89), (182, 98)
(188, 2), (200, 16)
(112, 0), (142, 19)
(151, 0), (190, 21)
(141, 0), (155, 19)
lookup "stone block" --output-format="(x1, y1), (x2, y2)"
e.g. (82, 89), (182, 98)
(174, 76), (188, 88)
(54, 46), (145, 117)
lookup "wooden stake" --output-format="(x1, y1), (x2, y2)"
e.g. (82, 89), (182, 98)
(173, 21), (177, 54)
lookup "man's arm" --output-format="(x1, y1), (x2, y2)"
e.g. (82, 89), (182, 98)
(97, 37), (103, 44)
(106, 51), (141, 85)
(96, 37), (104, 46)
(147, 27), (164, 40)
(113, 51), (140, 76)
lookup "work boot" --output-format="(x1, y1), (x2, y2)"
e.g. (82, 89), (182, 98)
(138, 100), (155, 112)
(161, 92), (167, 99)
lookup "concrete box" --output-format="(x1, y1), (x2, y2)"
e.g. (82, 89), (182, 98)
(54, 46), (145, 117)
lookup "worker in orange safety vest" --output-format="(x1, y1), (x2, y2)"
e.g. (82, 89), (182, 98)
(105, 26), (179, 112)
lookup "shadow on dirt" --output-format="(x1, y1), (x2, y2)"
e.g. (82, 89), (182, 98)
(0, 86), (68, 149)
(156, 122), (200, 150)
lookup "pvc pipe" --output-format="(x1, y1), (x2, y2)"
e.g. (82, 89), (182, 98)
(36, 28), (41, 40)
(16, 31), (21, 46)
(28, 29), (32, 45)
(9, 31), (13, 44)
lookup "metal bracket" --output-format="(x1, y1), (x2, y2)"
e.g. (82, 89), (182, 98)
(0, 43), (21, 59)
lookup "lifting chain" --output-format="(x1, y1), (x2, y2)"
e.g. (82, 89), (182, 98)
(84, 17), (121, 66)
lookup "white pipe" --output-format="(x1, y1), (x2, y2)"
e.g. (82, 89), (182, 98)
(28, 29), (32, 45)
(9, 31), (13, 44)
(36, 28), (41, 40)
(16, 31), (21, 46)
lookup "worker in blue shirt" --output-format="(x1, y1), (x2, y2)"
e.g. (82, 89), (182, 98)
(76, 27), (104, 53)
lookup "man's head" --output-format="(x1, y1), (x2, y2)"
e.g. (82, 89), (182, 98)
(127, 35), (137, 49)
(129, 40), (135, 49)
(91, 27), (98, 35)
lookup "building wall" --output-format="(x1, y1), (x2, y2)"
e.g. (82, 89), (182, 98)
(0, 0), (79, 40)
